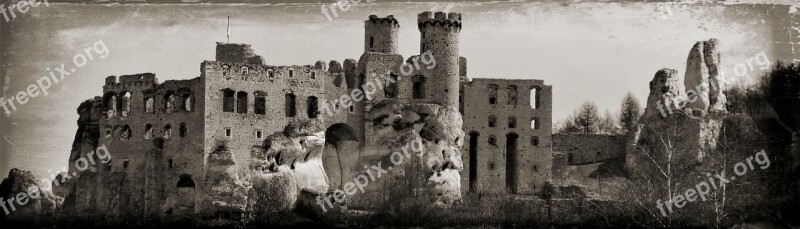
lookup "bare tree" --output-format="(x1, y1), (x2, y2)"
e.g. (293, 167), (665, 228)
(598, 110), (619, 135)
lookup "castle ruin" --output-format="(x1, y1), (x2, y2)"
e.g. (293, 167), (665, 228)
(58, 11), (553, 220)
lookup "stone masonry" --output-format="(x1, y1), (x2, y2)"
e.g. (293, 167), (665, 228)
(57, 11), (554, 221)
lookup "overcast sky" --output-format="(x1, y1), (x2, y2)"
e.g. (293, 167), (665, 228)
(1, 2), (796, 179)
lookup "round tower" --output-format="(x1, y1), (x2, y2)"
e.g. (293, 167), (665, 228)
(364, 15), (399, 54)
(418, 11), (462, 108)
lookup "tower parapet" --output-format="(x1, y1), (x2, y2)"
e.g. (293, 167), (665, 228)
(417, 11), (462, 108)
(364, 15), (400, 54)
(215, 42), (265, 65)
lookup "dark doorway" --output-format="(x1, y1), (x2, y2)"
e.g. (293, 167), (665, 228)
(468, 131), (479, 193)
(506, 132), (519, 194)
(412, 75), (426, 99)
(307, 96), (319, 118)
(285, 93), (297, 117)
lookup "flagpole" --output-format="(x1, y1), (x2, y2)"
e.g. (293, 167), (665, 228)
(227, 16), (230, 43)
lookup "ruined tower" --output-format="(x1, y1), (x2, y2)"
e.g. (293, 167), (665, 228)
(358, 15), (404, 103)
(364, 15), (399, 54)
(418, 11), (462, 108)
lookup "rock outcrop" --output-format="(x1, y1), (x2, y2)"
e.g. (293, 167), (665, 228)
(357, 100), (464, 208)
(0, 169), (62, 221)
(248, 120), (329, 217)
(643, 68), (686, 120)
(627, 39), (727, 176)
(683, 38), (726, 116)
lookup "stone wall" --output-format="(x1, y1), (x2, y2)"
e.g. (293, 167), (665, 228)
(50, 11), (556, 224)
(552, 134), (626, 165)
(461, 78), (552, 195)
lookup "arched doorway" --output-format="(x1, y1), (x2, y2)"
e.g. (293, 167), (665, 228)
(323, 123), (359, 192)
(176, 174), (196, 208)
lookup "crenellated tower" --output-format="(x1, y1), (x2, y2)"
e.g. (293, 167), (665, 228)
(364, 15), (400, 54)
(418, 11), (462, 108)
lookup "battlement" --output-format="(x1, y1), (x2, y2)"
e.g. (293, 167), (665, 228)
(201, 57), (357, 85)
(417, 11), (462, 30)
(367, 15), (399, 27)
(104, 73), (159, 91)
(215, 42), (265, 65)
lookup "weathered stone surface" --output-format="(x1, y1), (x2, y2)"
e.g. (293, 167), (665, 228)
(246, 120), (329, 215)
(628, 39), (730, 176)
(684, 41), (711, 112)
(704, 39), (727, 113)
(357, 102), (463, 207)
(0, 169), (62, 221)
(643, 68), (686, 120)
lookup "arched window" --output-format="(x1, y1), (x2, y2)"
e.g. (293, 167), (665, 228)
(307, 96), (319, 118)
(531, 136), (539, 146)
(177, 174), (195, 188)
(530, 86), (541, 109)
(488, 116), (497, 128)
(145, 97), (154, 113)
(183, 95), (193, 112)
(285, 93), (297, 117)
(145, 124), (153, 140)
(222, 89), (235, 112)
(222, 65), (230, 77)
(508, 116), (517, 128)
(531, 117), (540, 129)
(488, 84), (498, 105)
(165, 91), (176, 113)
(412, 75), (426, 99)
(179, 122), (187, 138)
(103, 92), (117, 118)
(164, 125), (172, 140)
(121, 125), (131, 141)
(104, 125), (113, 139)
(488, 135), (497, 146)
(120, 92), (131, 117)
(507, 85), (518, 105)
(254, 91), (266, 115)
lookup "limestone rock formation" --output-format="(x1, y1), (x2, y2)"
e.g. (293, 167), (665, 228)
(0, 169), (62, 221)
(627, 39), (729, 176)
(358, 100), (464, 208)
(684, 41), (711, 112)
(704, 39), (726, 113)
(643, 68), (687, 120)
(248, 120), (329, 215)
(204, 147), (248, 219)
(683, 39), (726, 115)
